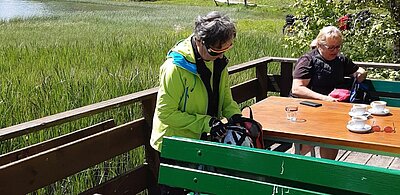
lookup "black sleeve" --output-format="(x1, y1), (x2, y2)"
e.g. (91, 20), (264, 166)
(293, 54), (313, 79)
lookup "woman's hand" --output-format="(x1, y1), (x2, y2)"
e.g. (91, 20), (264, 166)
(323, 95), (338, 102)
(354, 67), (367, 82)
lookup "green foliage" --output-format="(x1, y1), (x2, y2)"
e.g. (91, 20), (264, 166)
(366, 67), (400, 80)
(0, 1), (296, 193)
(284, 0), (347, 55)
(284, 0), (400, 64)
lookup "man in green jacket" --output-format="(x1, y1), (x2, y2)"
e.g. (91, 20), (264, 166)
(150, 11), (242, 194)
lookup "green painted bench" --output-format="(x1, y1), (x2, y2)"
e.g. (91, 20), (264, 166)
(159, 136), (400, 194)
(364, 79), (400, 107)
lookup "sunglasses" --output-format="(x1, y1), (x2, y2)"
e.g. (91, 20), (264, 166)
(371, 121), (396, 133)
(321, 44), (341, 51)
(203, 41), (233, 56)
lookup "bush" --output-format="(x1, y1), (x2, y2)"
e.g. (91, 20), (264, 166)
(284, 0), (400, 80)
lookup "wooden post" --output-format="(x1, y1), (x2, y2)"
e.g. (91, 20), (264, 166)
(280, 62), (293, 97)
(141, 98), (159, 194)
(255, 62), (268, 102)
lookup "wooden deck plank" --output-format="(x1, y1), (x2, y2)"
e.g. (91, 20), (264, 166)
(336, 150), (350, 161)
(339, 151), (372, 165)
(389, 158), (400, 169)
(366, 154), (395, 168)
(337, 150), (351, 161)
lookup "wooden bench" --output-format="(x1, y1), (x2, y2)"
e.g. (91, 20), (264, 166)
(159, 136), (400, 194)
(364, 79), (400, 107)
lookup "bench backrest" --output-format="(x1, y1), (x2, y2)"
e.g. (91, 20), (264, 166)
(159, 136), (400, 195)
(365, 79), (400, 107)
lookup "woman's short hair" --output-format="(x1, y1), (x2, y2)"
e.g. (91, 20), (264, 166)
(310, 39), (318, 49)
(194, 11), (236, 48)
(316, 26), (343, 46)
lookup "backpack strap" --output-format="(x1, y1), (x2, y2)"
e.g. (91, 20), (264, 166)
(241, 106), (265, 149)
(232, 131), (247, 146)
(241, 106), (254, 119)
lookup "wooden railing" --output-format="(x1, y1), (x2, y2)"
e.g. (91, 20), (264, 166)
(0, 57), (399, 194)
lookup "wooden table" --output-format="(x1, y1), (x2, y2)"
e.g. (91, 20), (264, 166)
(247, 96), (400, 157)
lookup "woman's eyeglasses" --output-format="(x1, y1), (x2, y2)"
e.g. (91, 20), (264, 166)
(321, 44), (341, 51)
(371, 121), (396, 133)
(203, 42), (233, 56)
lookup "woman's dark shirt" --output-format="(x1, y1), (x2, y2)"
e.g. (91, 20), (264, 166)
(292, 49), (359, 96)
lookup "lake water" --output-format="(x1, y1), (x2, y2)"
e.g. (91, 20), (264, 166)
(0, 0), (130, 21)
(0, 0), (49, 21)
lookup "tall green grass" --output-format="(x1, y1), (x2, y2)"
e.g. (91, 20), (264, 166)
(0, 0), (297, 193)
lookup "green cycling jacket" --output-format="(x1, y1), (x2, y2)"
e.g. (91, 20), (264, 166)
(150, 36), (241, 152)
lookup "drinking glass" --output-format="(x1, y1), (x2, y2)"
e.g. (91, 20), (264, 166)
(285, 105), (298, 122)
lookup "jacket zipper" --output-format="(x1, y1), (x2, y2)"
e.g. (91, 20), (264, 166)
(183, 87), (189, 112)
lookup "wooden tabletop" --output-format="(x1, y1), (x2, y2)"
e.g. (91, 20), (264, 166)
(247, 96), (400, 156)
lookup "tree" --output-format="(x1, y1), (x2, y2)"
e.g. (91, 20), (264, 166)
(353, 0), (400, 60)
(284, 0), (399, 63)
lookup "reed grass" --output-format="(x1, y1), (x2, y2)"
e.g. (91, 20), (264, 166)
(0, 0), (297, 193)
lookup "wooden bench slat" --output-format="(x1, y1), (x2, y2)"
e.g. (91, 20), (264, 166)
(0, 119), (116, 166)
(365, 79), (400, 107)
(379, 97), (400, 107)
(0, 119), (148, 194)
(369, 80), (400, 94)
(159, 164), (322, 195)
(161, 137), (400, 195)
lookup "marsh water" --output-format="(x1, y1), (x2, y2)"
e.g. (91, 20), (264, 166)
(0, 0), (128, 21)
(0, 0), (50, 21)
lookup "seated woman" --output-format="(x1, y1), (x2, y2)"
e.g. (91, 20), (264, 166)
(290, 26), (367, 160)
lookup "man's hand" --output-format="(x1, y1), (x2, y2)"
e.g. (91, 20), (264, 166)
(209, 118), (226, 137)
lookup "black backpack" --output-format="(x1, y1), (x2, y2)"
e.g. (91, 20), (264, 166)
(350, 78), (373, 104)
(225, 106), (265, 149)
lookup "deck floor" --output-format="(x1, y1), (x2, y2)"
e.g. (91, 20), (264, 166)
(271, 143), (400, 170)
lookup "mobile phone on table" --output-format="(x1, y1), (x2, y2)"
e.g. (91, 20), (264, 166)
(300, 100), (322, 107)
